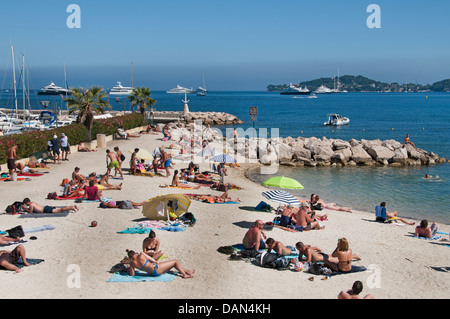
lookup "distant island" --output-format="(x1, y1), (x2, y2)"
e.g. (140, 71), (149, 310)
(267, 75), (450, 93)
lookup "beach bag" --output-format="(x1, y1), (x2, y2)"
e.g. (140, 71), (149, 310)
(5, 201), (25, 214)
(311, 202), (323, 211)
(217, 246), (235, 255)
(120, 153), (125, 161)
(258, 252), (290, 270)
(120, 200), (133, 209)
(6, 225), (25, 238)
(47, 192), (58, 200)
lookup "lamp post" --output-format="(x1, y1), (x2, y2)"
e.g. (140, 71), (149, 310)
(115, 97), (127, 113)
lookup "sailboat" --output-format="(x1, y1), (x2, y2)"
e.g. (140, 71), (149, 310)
(197, 73), (207, 96)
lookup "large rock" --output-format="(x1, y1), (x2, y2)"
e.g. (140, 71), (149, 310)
(305, 139), (334, 157)
(332, 139), (350, 150)
(392, 148), (408, 164)
(350, 146), (373, 164)
(365, 145), (396, 162)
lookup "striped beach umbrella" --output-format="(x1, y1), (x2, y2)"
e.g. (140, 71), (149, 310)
(129, 149), (153, 161)
(261, 176), (304, 189)
(262, 190), (301, 206)
(142, 194), (191, 221)
(209, 153), (237, 163)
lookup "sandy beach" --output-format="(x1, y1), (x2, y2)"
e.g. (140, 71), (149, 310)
(1, 130), (449, 300)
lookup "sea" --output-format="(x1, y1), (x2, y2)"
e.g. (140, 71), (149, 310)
(1, 90), (449, 224)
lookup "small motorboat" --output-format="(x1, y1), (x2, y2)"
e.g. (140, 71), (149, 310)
(324, 113), (350, 126)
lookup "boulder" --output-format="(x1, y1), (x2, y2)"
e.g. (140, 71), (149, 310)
(392, 148), (408, 164)
(332, 140), (350, 150)
(350, 146), (372, 164)
(365, 145), (396, 162)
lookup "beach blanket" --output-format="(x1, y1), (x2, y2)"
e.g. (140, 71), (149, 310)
(1, 177), (29, 182)
(17, 258), (45, 269)
(19, 211), (71, 218)
(18, 173), (44, 177)
(414, 235), (442, 240)
(23, 225), (55, 233)
(117, 222), (186, 234)
(0, 239), (29, 248)
(107, 270), (176, 282)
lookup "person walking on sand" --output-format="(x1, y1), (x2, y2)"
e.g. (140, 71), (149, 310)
(125, 250), (194, 279)
(6, 144), (18, 178)
(22, 198), (79, 214)
(106, 149), (123, 179)
(242, 219), (267, 252)
(113, 147), (124, 178)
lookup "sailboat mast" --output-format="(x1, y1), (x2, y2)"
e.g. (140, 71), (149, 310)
(22, 54), (26, 120)
(11, 45), (18, 119)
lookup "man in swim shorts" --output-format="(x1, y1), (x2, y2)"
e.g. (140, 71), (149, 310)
(106, 149), (123, 179)
(242, 219), (267, 252)
(7, 145), (18, 178)
(22, 198), (79, 214)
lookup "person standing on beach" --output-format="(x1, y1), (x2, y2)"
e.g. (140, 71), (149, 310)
(113, 147), (124, 178)
(6, 144), (18, 178)
(130, 148), (139, 175)
(60, 133), (70, 161)
(242, 219), (267, 252)
(106, 149), (123, 179)
(50, 135), (61, 164)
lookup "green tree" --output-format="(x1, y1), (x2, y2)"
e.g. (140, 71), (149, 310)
(128, 87), (157, 114)
(65, 86), (111, 142)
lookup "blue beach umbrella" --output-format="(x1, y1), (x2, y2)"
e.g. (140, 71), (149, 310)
(262, 190), (301, 207)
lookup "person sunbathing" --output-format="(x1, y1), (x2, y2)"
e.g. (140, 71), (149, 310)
(311, 194), (352, 213)
(0, 234), (21, 245)
(83, 173), (122, 190)
(142, 230), (164, 261)
(124, 249), (194, 279)
(0, 244), (30, 273)
(266, 238), (292, 256)
(82, 180), (102, 201)
(165, 170), (201, 189)
(323, 238), (361, 273)
(415, 220), (437, 239)
(77, 142), (96, 152)
(99, 200), (145, 208)
(295, 242), (326, 263)
(14, 163), (39, 174)
(22, 198), (79, 214)
(338, 281), (374, 299)
(72, 167), (86, 183)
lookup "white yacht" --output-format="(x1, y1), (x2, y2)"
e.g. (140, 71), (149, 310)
(197, 86), (207, 96)
(37, 82), (70, 96)
(280, 83), (311, 95)
(315, 85), (333, 94)
(324, 114), (350, 126)
(166, 85), (195, 94)
(109, 82), (134, 96)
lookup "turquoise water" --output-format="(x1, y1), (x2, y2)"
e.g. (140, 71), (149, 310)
(1, 90), (449, 223)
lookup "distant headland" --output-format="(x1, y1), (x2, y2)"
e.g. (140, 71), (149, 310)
(267, 75), (450, 93)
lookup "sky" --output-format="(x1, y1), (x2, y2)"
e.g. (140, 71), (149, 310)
(0, 0), (449, 90)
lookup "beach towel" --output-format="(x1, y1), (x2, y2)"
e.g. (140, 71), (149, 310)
(23, 225), (55, 233)
(117, 224), (186, 234)
(0, 239), (29, 248)
(414, 235), (442, 240)
(107, 270), (176, 282)
(19, 211), (71, 218)
(18, 173), (44, 177)
(1, 177), (29, 182)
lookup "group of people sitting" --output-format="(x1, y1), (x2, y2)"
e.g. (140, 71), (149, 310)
(121, 230), (194, 279)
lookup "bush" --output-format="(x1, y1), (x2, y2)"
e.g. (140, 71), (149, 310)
(0, 113), (145, 164)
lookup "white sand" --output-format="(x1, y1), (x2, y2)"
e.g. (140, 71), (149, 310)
(0, 131), (449, 299)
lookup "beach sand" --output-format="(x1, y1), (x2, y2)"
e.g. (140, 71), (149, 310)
(0, 131), (449, 300)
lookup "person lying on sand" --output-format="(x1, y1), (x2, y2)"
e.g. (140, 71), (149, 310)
(22, 198), (79, 214)
(167, 170), (200, 189)
(310, 194), (352, 213)
(0, 234), (21, 245)
(185, 191), (239, 203)
(124, 249), (194, 279)
(0, 244), (30, 273)
(82, 173), (122, 190)
(265, 238), (292, 256)
(77, 142), (96, 152)
(99, 200), (145, 208)
(14, 163), (39, 174)
(295, 242), (327, 263)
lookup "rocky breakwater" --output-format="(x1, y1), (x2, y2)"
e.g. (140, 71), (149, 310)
(262, 136), (445, 167)
(155, 111), (243, 125)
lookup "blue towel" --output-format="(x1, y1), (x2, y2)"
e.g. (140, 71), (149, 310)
(414, 235), (441, 240)
(118, 225), (186, 234)
(107, 270), (176, 282)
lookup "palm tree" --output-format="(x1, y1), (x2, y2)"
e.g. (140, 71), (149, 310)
(128, 87), (157, 114)
(65, 86), (111, 142)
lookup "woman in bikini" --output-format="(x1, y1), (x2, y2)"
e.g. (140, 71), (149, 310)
(125, 249), (194, 279)
(142, 230), (164, 261)
(323, 238), (361, 273)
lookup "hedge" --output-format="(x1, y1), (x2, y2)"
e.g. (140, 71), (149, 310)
(0, 113), (145, 164)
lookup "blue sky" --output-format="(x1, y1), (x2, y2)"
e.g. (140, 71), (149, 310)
(0, 0), (449, 90)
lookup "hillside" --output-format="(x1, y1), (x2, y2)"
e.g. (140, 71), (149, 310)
(267, 75), (450, 92)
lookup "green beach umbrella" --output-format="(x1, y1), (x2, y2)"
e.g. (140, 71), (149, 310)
(261, 176), (304, 190)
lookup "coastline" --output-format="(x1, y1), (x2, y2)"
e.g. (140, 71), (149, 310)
(0, 131), (449, 299)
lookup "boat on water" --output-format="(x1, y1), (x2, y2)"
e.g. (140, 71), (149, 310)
(315, 85), (333, 94)
(109, 81), (134, 96)
(196, 73), (207, 96)
(166, 85), (195, 94)
(324, 113), (350, 126)
(37, 82), (70, 96)
(280, 83), (311, 95)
